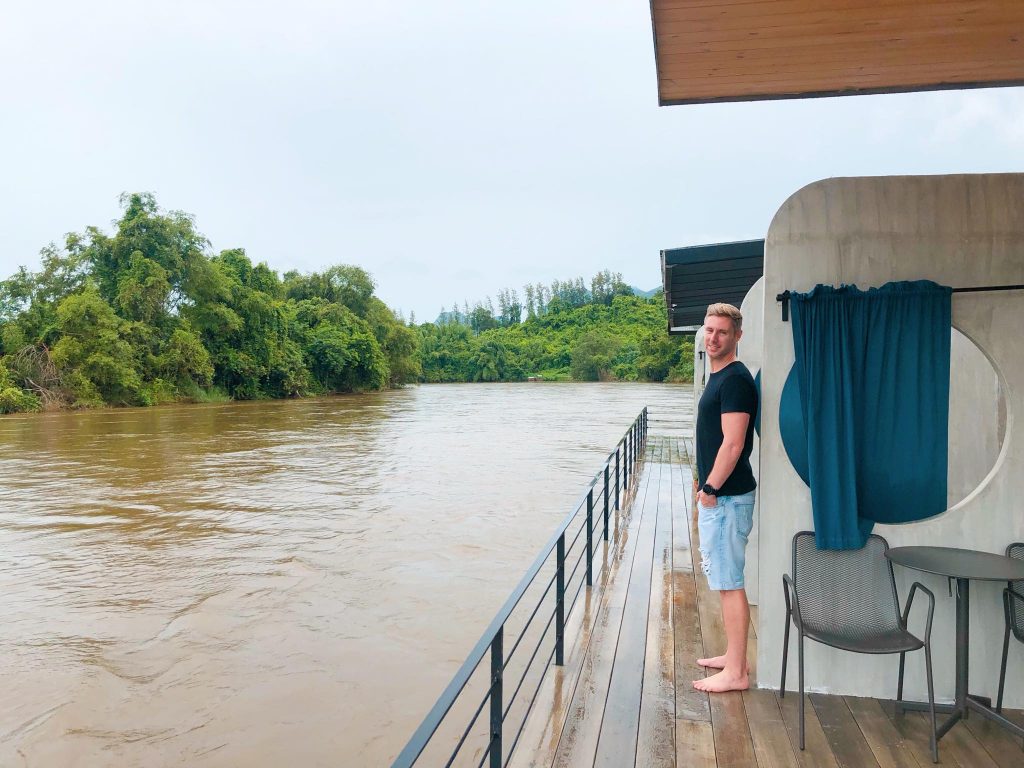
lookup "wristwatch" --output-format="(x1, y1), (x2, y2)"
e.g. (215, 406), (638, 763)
(700, 483), (719, 496)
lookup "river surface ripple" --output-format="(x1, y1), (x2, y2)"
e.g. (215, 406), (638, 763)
(0, 382), (692, 767)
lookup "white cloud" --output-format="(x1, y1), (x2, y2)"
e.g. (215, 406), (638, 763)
(928, 90), (1024, 145)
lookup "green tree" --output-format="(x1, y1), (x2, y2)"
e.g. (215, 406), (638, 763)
(472, 338), (509, 382)
(418, 322), (477, 382)
(469, 303), (498, 333)
(298, 299), (388, 392)
(366, 298), (421, 386)
(0, 359), (40, 413)
(51, 287), (143, 406)
(159, 327), (214, 390)
(88, 192), (212, 315)
(116, 252), (171, 323)
(0, 194), (414, 411)
(570, 331), (622, 381)
(284, 264), (375, 316)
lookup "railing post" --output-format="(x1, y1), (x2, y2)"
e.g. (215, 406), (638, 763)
(603, 465), (610, 541)
(586, 488), (593, 587)
(489, 628), (503, 768)
(623, 438), (629, 492)
(555, 533), (565, 666)
(627, 432), (631, 481)
(614, 449), (620, 510)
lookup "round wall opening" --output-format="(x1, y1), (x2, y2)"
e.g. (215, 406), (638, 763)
(779, 327), (1005, 520)
(947, 327), (1005, 510)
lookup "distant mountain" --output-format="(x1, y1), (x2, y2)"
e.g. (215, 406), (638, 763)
(434, 310), (467, 325)
(631, 286), (662, 299)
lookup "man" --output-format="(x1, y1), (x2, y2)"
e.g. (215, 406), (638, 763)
(692, 303), (758, 694)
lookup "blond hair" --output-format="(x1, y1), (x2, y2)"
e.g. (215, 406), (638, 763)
(705, 303), (743, 332)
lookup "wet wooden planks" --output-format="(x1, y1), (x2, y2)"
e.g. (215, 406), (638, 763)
(514, 435), (1024, 768)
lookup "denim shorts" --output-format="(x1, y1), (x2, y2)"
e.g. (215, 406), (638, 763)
(697, 491), (755, 591)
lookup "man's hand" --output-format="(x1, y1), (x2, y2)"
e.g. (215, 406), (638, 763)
(696, 490), (718, 509)
(694, 488), (717, 522)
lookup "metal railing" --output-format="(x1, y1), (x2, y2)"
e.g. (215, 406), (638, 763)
(392, 408), (649, 768)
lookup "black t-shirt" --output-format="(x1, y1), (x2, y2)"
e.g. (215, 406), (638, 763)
(696, 360), (758, 496)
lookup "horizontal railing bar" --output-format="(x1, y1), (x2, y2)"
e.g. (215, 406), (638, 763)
(504, 415), (642, 758)
(567, 478), (612, 519)
(565, 559), (590, 623)
(496, 468), (616, 661)
(505, 644), (558, 766)
(391, 409), (646, 768)
(503, 571), (557, 672)
(502, 607), (557, 721)
(502, 437), (642, 762)
(564, 512), (588, 558)
(445, 680), (499, 768)
(564, 534), (589, 589)
(476, 740), (491, 768)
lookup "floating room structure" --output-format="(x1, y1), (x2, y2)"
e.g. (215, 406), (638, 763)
(648, 0), (1024, 708)
(393, 4), (1024, 766)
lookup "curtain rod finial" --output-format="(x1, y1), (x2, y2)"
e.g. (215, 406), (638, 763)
(776, 291), (791, 322)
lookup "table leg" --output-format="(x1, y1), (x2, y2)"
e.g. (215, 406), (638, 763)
(955, 578), (969, 716)
(966, 696), (1024, 739)
(935, 577), (970, 742)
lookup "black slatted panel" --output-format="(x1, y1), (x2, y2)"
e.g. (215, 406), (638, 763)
(661, 239), (764, 333)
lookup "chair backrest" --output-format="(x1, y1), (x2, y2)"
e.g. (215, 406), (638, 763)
(1008, 542), (1024, 642)
(792, 531), (903, 638)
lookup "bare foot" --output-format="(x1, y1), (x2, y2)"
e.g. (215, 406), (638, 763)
(692, 669), (749, 693)
(697, 654), (727, 668)
(697, 654), (750, 673)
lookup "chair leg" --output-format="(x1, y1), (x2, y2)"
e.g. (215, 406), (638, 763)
(780, 611), (791, 698)
(798, 632), (805, 751)
(997, 593), (1011, 713)
(924, 643), (938, 763)
(896, 651), (906, 717)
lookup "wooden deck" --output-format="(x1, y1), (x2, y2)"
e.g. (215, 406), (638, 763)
(509, 435), (1024, 768)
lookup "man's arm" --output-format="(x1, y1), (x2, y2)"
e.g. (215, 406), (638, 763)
(697, 411), (749, 507)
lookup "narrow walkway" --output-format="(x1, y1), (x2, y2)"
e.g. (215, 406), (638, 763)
(510, 435), (1024, 768)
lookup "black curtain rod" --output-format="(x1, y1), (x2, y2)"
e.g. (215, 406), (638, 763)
(775, 284), (1024, 322)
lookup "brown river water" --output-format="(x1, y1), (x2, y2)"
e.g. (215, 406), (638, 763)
(0, 383), (692, 767)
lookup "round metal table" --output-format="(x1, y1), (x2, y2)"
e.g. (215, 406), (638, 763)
(886, 546), (1024, 742)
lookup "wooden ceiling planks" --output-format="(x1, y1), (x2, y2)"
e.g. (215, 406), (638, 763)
(650, 0), (1024, 104)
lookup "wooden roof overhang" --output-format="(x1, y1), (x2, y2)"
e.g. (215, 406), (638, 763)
(662, 239), (764, 333)
(649, 0), (1024, 105)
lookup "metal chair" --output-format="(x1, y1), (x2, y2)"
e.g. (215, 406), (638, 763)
(997, 542), (1024, 713)
(780, 531), (938, 763)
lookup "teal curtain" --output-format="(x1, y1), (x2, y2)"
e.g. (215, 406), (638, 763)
(779, 366), (809, 486)
(789, 281), (952, 549)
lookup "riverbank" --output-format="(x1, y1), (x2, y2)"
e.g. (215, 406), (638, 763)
(0, 196), (692, 414)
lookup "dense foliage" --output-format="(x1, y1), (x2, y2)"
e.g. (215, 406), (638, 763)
(0, 194), (420, 410)
(419, 273), (694, 383)
(0, 197), (693, 412)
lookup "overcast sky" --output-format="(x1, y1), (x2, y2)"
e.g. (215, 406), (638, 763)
(4, 1), (1024, 321)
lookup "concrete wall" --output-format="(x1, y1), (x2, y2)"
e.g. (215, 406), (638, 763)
(757, 174), (1024, 706)
(694, 327), (707, 402)
(739, 279), (764, 604)
(948, 328), (1004, 507)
